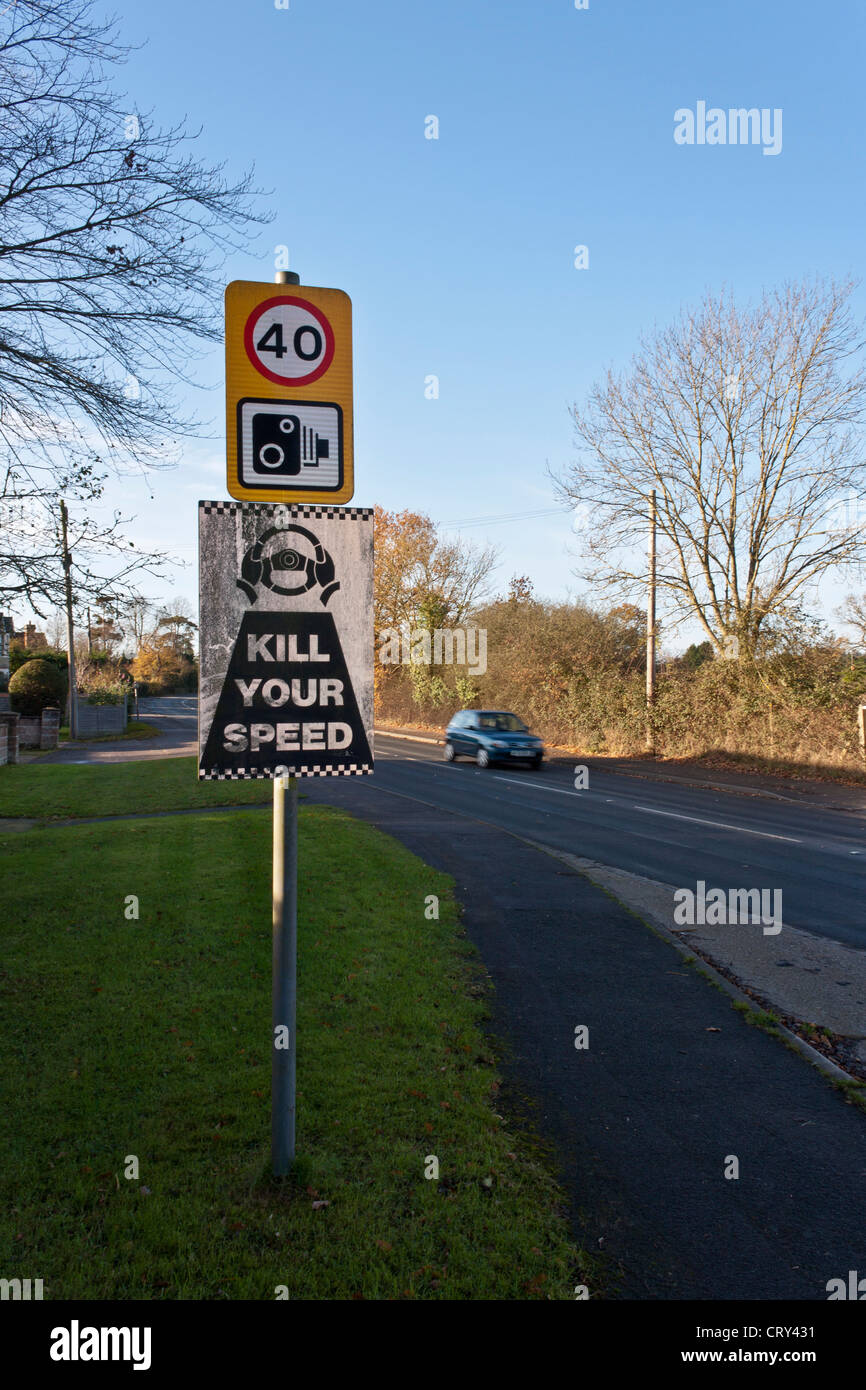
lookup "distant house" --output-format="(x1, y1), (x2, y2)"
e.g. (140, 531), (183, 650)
(12, 621), (48, 652)
(1, 615), (51, 681)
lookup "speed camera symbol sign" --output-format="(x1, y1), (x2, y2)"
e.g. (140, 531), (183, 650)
(244, 295), (335, 386)
(225, 281), (353, 504)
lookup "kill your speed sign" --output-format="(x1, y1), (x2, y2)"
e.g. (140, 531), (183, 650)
(198, 500), (373, 781)
(225, 281), (354, 505)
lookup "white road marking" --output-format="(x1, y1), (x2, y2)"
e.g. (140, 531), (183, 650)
(633, 804), (801, 843)
(381, 749), (845, 851)
(403, 766), (803, 843)
(490, 774), (585, 798)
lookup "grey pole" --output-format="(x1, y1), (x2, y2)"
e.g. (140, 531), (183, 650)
(645, 489), (657, 755)
(271, 261), (301, 1175)
(272, 771), (298, 1174)
(59, 499), (79, 740)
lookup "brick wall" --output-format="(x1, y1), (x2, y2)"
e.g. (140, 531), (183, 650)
(40, 707), (60, 749)
(16, 708), (60, 750)
(0, 711), (19, 764)
(18, 715), (40, 746)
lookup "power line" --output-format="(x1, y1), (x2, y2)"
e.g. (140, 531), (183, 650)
(439, 506), (565, 530)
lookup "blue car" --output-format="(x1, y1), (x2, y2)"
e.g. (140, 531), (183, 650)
(444, 709), (544, 769)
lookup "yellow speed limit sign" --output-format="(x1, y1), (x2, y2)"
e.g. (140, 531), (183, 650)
(225, 280), (354, 503)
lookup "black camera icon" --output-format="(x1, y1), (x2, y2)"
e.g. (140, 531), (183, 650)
(268, 548), (306, 576)
(251, 412), (330, 476)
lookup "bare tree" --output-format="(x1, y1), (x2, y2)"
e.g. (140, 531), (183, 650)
(0, 0), (266, 512)
(154, 597), (198, 657)
(119, 594), (154, 656)
(0, 499), (174, 617)
(46, 609), (67, 648)
(6, 494), (178, 730)
(0, 0), (267, 716)
(556, 279), (866, 657)
(837, 593), (866, 651)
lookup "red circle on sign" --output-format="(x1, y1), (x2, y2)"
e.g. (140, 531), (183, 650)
(243, 295), (335, 386)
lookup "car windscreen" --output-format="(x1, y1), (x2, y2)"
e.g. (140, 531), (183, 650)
(477, 713), (527, 732)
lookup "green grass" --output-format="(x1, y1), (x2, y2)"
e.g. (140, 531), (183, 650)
(0, 802), (581, 1299)
(833, 1080), (866, 1114)
(732, 1001), (782, 1035)
(59, 720), (161, 743)
(0, 755), (274, 820)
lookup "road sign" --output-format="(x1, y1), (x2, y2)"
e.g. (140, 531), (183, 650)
(225, 281), (353, 504)
(198, 500), (373, 779)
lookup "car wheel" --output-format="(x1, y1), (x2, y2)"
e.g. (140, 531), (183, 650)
(532, 755), (543, 770)
(444, 741), (457, 762)
(476, 747), (490, 769)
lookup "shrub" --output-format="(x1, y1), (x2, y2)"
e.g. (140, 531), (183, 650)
(9, 658), (67, 715)
(454, 675), (480, 706)
(10, 645), (68, 677)
(78, 665), (130, 705)
(84, 687), (127, 706)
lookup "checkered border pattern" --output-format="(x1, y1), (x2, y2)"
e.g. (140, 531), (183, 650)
(199, 764), (373, 780)
(199, 500), (373, 520)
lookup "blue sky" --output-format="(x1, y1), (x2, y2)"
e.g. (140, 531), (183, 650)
(86, 0), (865, 644)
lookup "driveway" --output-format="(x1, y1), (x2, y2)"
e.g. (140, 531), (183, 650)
(37, 695), (197, 764)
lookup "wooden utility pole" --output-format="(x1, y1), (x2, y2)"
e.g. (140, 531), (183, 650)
(59, 499), (78, 739)
(645, 489), (657, 754)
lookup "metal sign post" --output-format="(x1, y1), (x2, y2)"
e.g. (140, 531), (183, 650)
(201, 273), (369, 1176)
(271, 770), (298, 1173)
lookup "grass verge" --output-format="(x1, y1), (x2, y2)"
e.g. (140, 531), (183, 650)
(832, 1080), (866, 1114)
(59, 720), (161, 744)
(0, 755), (273, 820)
(0, 802), (580, 1299)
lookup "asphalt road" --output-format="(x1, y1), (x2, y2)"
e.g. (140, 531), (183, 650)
(46, 705), (866, 949)
(366, 733), (866, 951)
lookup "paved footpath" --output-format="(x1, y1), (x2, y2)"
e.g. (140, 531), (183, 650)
(305, 777), (866, 1301)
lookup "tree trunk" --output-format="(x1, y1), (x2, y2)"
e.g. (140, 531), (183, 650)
(60, 499), (78, 739)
